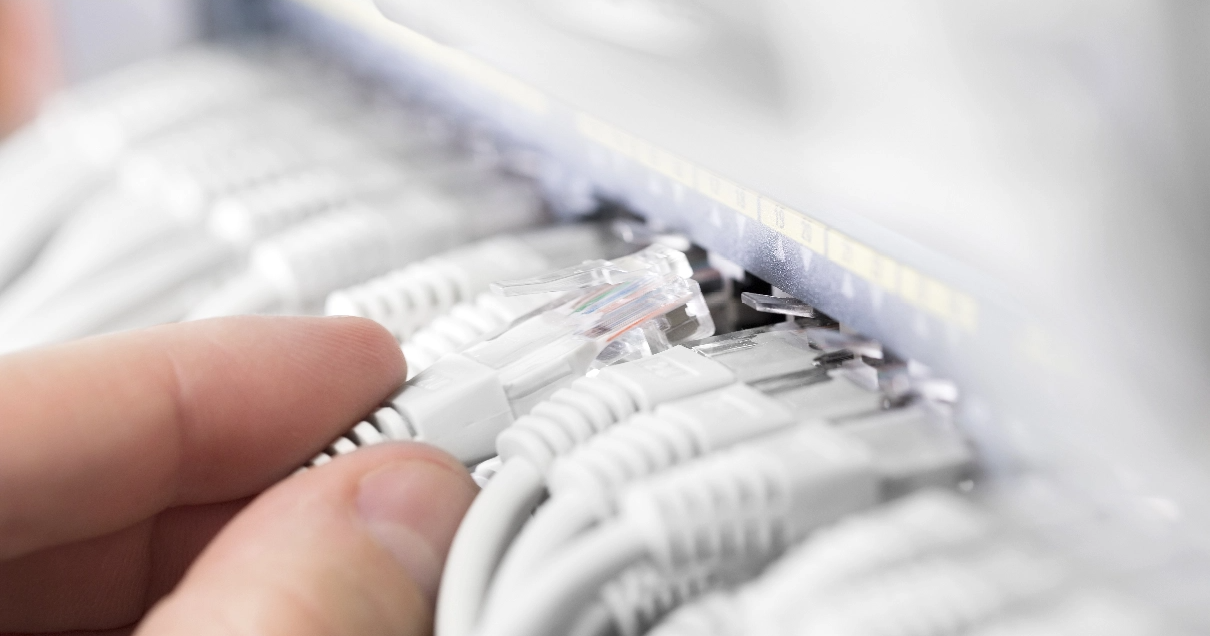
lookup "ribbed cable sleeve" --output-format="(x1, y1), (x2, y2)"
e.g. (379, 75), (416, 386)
(626, 450), (793, 569)
(325, 259), (470, 339)
(207, 168), (361, 244)
(265, 209), (408, 304)
(493, 374), (646, 471)
(325, 235), (554, 340)
(306, 403), (418, 468)
(600, 562), (750, 636)
(646, 491), (993, 636)
(545, 412), (702, 499)
(402, 292), (556, 377)
(304, 317), (641, 470)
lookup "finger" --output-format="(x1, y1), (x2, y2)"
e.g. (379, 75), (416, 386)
(0, 499), (247, 633)
(0, 315), (405, 559)
(137, 443), (478, 636)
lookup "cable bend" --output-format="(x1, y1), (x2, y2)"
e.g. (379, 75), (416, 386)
(477, 520), (648, 636)
(436, 459), (546, 636)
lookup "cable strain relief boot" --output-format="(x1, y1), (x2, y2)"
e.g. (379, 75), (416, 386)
(620, 425), (881, 570)
(545, 381), (806, 505)
(326, 259), (467, 338)
(493, 342), (740, 468)
(546, 412), (700, 499)
(401, 300), (510, 376)
(601, 562), (745, 636)
(207, 167), (356, 245)
(495, 373), (644, 470)
(401, 291), (561, 378)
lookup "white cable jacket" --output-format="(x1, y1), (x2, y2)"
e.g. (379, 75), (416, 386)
(94, 274), (223, 336)
(476, 521), (648, 636)
(436, 458), (546, 636)
(189, 204), (459, 319)
(184, 270), (281, 319)
(0, 192), (182, 329)
(486, 382), (802, 615)
(481, 425), (887, 636)
(0, 234), (234, 352)
(0, 152), (104, 292)
(565, 604), (615, 636)
(486, 494), (601, 618)
(647, 490), (992, 636)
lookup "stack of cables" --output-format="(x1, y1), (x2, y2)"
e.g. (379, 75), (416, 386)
(0, 42), (579, 353)
(420, 319), (986, 636)
(429, 328), (1184, 636)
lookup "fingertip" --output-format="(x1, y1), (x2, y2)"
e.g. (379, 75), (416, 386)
(0, 316), (412, 558)
(138, 443), (476, 636)
(309, 316), (407, 386)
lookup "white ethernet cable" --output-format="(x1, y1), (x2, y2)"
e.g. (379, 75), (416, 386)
(325, 222), (623, 341)
(0, 47), (355, 321)
(0, 141), (104, 293)
(481, 360), (886, 626)
(309, 243), (714, 468)
(187, 200), (454, 318)
(774, 541), (1067, 636)
(477, 406), (974, 636)
(0, 48), (286, 291)
(0, 232), (236, 353)
(188, 176), (547, 319)
(401, 291), (564, 378)
(437, 343), (739, 636)
(655, 524), (1069, 636)
(206, 159), (419, 246)
(966, 590), (1176, 636)
(35, 47), (284, 164)
(0, 190), (190, 334)
(466, 325), (875, 631)
(0, 93), (497, 336)
(0, 166), (432, 350)
(445, 324), (880, 636)
(647, 490), (995, 636)
(0, 128), (414, 347)
(120, 119), (376, 223)
(0, 47), (547, 347)
(587, 559), (764, 636)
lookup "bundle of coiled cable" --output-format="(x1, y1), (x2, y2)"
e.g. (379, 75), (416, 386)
(0, 42), (571, 353)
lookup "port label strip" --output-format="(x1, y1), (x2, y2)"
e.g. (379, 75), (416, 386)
(577, 114), (979, 332)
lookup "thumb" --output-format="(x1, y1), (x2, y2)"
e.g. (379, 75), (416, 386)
(136, 443), (478, 636)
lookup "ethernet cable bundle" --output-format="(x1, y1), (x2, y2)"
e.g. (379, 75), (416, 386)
(0, 39), (1186, 636)
(0, 44), (556, 352)
(308, 243), (716, 467)
(419, 323), (1183, 636)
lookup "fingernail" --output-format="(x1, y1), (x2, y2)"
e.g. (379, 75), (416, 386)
(357, 460), (474, 604)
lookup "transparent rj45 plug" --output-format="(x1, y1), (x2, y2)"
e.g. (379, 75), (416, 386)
(490, 242), (694, 297)
(310, 244), (714, 466)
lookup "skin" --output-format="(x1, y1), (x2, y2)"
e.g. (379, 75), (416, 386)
(0, 0), (60, 135)
(0, 316), (478, 636)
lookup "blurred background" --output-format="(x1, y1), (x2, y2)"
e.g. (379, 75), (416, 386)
(0, 0), (257, 135)
(3, 1), (1210, 631)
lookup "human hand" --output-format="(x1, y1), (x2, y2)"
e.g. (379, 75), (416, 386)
(0, 316), (478, 636)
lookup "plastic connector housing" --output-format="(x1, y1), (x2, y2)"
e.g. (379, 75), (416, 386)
(693, 327), (821, 383)
(325, 223), (622, 340)
(595, 345), (739, 412)
(391, 353), (514, 462)
(341, 245), (713, 464)
(842, 406), (975, 498)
